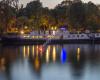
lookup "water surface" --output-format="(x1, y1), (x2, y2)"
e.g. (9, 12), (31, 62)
(0, 44), (100, 80)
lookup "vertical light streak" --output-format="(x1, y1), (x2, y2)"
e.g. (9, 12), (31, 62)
(36, 45), (39, 56)
(46, 46), (50, 63)
(27, 46), (30, 57)
(77, 48), (80, 61)
(32, 46), (34, 57)
(35, 56), (40, 71)
(52, 46), (56, 63)
(39, 45), (43, 57)
(0, 58), (5, 71)
(23, 46), (26, 58)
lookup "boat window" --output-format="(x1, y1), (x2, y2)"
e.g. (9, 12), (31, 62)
(81, 35), (84, 37)
(68, 35), (70, 38)
(96, 34), (99, 36)
(73, 35), (75, 37)
(77, 35), (79, 37)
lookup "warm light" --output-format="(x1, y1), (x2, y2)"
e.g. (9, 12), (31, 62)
(46, 46), (50, 63)
(23, 35), (30, 38)
(20, 30), (24, 34)
(51, 27), (54, 30)
(77, 48), (80, 61)
(52, 46), (56, 63)
(55, 26), (57, 30)
(35, 57), (40, 71)
(39, 45), (44, 56)
(77, 48), (80, 55)
(53, 31), (56, 35)
(15, 28), (18, 31)
(1, 58), (5, 65)
(32, 46), (34, 57)
(27, 46), (30, 57)
(23, 46), (26, 58)
(39, 46), (43, 53)
(0, 58), (5, 71)
(25, 26), (28, 29)
(36, 45), (39, 56)
(32, 36), (34, 38)
(23, 46), (30, 58)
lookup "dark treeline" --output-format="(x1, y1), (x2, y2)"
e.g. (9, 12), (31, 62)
(0, 0), (100, 33)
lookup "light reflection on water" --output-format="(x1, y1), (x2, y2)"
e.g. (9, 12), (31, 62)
(61, 48), (67, 64)
(46, 46), (50, 64)
(0, 44), (100, 80)
(52, 46), (56, 63)
(77, 48), (80, 62)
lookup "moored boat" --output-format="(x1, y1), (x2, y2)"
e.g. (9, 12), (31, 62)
(1, 31), (100, 44)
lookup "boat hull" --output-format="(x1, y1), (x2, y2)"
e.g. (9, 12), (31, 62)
(1, 37), (100, 45)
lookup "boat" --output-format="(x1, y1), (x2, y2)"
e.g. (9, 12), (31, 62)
(1, 31), (100, 44)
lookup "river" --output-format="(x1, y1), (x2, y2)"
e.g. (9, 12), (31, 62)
(0, 44), (100, 80)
